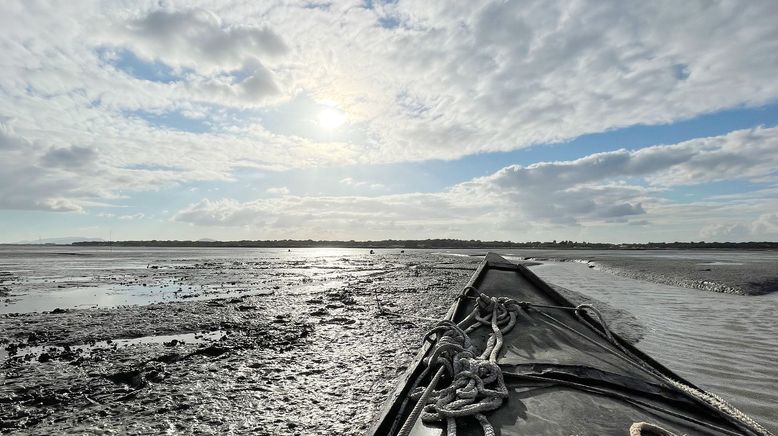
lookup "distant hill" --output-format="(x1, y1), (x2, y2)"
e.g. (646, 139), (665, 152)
(15, 236), (105, 245)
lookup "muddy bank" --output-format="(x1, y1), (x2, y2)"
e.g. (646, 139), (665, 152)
(502, 250), (778, 295)
(587, 257), (778, 296)
(1, 254), (480, 435)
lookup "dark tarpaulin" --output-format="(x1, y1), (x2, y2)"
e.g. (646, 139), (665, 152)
(369, 253), (764, 436)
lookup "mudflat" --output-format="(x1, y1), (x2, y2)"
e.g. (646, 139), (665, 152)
(1, 251), (477, 434)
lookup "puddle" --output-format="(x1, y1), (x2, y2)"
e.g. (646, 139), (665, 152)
(0, 283), (276, 314)
(1, 330), (227, 361)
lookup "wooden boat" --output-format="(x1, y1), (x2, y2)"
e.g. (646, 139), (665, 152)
(368, 253), (770, 436)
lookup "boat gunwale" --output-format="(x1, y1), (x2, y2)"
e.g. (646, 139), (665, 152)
(366, 252), (753, 436)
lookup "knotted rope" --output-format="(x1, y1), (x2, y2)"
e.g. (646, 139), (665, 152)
(629, 422), (678, 436)
(397, 295), (518, 436)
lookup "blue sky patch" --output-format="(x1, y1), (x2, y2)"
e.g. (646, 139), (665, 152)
(99, 47), (185, 83)
(127, 109), (211, 133)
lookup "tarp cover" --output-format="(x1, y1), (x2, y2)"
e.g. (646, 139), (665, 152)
(369, 253), (759, 436)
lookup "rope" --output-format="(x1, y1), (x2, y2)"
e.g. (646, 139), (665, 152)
(629, 422), (678, 436)
(664, 379), (774, 436)
(396, 295), (517, 436)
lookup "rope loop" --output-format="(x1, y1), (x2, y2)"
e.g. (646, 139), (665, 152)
(398, 295), (521, 436)
(575, 303), (617, 343)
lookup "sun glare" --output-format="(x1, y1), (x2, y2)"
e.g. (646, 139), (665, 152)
(318, 107), (346, 129)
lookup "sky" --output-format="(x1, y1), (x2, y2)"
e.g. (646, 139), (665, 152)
(1, 0), (778, 243)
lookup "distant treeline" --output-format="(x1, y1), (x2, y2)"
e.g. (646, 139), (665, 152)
(71, 239), (778, 249)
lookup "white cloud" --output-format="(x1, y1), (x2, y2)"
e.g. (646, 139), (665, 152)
(454, 126), (778, 227)
(172, 126), (778, 240)
(339, 177), (385, 190)
(0, 121), (187, 212)
(266, 0), (778, 161)
(700, 223), (750, 241)
(2, 1), (778, 241)
(119, 8), (287, 73)
(39, 145), (99, 169)
(2, 0), (778, 171)
(118, 213), (145, 221)
(751, 213), (778, 236)
(266, 186), (290, 195)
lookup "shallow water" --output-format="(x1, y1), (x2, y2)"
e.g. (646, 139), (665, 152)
(0, 246), (399, 313)
(531, 262), (778, 434)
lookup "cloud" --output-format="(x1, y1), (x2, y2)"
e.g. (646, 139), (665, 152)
(266, 186), (289, 195)
(0, 121), (185, 212)
(462, 126), (778, 224)
(277, 0), (778, 161)
(700, 223), (750, 241)
(697, 213), (778, 242)
(0, 122), (30, 150)
(3, 0), (778, 173)
(118, 213), (145, 221)
(474, 126), (778, 191)
(172, 125), (778, 240)
(172, 193), (482, 240)
(339, 177), (385, 190)
(751, 213), (778, 236)
(40, 145), (98, 169)
(121, 8), (288, 73)
(2, 1), (778, 242)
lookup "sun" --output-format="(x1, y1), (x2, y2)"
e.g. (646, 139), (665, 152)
(318, 106), (347, 129)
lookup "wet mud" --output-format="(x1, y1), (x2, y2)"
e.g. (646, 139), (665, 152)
(586, 258), (778, 295)
(1, 253), (484, 435)
(503, 250), (778, 295)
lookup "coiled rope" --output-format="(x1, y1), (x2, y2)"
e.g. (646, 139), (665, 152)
(396, 294), (517, 436)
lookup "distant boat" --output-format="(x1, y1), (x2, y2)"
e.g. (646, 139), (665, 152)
(369, 253), (770, 436)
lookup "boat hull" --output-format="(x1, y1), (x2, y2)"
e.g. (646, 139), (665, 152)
(368, 253), (762, 436)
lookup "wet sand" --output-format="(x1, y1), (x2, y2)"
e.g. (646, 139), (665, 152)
(1, 247), (776, 434)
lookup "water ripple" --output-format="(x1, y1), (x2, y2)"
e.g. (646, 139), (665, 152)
(532, 262), (778, 434)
